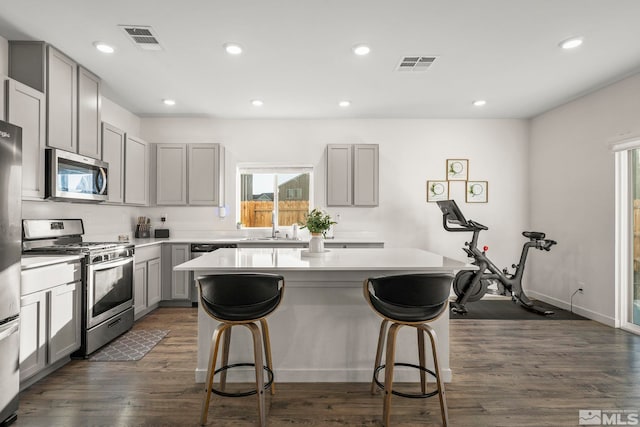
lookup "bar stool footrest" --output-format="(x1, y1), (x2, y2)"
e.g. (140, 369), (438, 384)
(373, 362), (439, 399)
(210, 363), (274, 397)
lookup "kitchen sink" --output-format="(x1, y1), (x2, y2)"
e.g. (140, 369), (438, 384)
(242, 237), (276, 241)
(241, 237), (301, 241)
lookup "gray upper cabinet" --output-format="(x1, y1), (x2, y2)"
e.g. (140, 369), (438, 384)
(353, 144), (379, 206)
(8, 41), (47, 93)
(156, 144), (187, 205)
(77, 67), (101, 159)
(46, 45), (77, 152)
(124, 135), (150, 206)
(327, 144), (378, 206)
(327, 144), (353, 206)
(101, 122), (125, 204)
(9, 41), (102, 159)
(154, 143), (224, 206)
(5, 78), (46, 199)
(188, 144), (224, 206)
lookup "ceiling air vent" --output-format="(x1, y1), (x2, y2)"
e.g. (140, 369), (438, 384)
(119, 25), (163, 51)
(396, 56), (437, 72)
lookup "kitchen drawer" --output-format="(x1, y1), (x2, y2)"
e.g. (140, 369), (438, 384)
(135, 245), (162, 264)
(21, 261), (81, 296)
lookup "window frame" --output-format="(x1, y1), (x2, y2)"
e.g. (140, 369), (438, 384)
(236, 163), (314, 228)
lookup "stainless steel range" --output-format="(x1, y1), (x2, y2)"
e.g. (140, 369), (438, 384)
(22, 219), (134, 357)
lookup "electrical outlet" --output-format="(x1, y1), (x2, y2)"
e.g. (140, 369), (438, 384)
(577, 281), (585, 294)
(160, 213), (167, 223)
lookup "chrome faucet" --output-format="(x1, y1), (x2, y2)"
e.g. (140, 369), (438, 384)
(271, 210), (279, 238)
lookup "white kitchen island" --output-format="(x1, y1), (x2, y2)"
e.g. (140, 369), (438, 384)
(174, 247), (473, 383)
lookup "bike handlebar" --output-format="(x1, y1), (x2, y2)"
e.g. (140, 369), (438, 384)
(468, 220), (488, 231)
(442, 216), (488, 233)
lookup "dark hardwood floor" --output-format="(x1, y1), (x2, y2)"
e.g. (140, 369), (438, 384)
(15, 307), (640, 426)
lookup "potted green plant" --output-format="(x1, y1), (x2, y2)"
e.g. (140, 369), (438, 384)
(301, 208), (336, 252)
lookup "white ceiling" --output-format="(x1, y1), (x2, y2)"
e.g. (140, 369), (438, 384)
(1, 0), (639, 119)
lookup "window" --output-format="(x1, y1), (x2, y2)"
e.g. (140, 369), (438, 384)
(237, 165), (313, 228)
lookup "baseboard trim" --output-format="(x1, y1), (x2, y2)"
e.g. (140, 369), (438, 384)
(527, 291), (616, 327)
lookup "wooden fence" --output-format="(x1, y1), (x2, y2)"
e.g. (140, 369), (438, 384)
(241, 200), (309, 227)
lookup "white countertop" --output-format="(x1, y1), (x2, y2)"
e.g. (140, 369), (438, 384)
(174, 247), (471, 272)
(21, 254), (83, 270)
(130, 236), (384, 248)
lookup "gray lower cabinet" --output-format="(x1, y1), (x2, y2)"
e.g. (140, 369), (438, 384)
(19, 260), (82, 387)
(124, 135), (150, 205)
(19, 291), (47, 380)
(48, 282), (82, 364)
(171, 244), (190, 300)
(160, 244), (191, 304)
(5, 78), (46, 200)
(101, 122), (125, 204)
(134, 245), (162, 320)
(327, 144), (379, 206)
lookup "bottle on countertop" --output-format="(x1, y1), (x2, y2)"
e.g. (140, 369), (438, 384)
(292, 223), (299, 240)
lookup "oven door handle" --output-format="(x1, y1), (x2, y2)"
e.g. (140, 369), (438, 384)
(90, 256), (133, 271)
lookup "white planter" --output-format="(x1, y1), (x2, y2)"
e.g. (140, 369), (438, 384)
(309, 233), (325, 253)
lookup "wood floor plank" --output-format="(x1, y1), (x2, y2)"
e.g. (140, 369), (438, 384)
(15, 307), (640, 426)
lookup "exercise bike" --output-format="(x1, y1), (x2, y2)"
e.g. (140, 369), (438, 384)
(436, 199), (557, 315)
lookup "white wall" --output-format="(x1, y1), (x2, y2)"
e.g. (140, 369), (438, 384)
(141, 118), (530, 267)
(529, 72), (640, 325)
(102, 96), (141, 137)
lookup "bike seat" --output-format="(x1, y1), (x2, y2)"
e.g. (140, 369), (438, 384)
(523, 231), (546, 240)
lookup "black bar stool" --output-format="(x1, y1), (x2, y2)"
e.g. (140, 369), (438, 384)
(197, 273), (285, 426)
(363, 273), (453, 426)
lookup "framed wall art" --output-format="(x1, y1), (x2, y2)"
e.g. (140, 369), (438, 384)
(426, 180), (449, 202)
(446, 159), (468, 181)
(466, 180), (488, 203)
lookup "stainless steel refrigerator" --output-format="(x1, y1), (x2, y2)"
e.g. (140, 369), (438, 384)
(0, 119), (22, 426)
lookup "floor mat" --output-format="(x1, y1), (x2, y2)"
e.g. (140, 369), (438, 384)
(89, 329), (169, 361)
(449, 298), (587, 320)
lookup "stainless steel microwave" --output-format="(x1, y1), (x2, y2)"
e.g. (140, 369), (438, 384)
(45, 148), (108, 202)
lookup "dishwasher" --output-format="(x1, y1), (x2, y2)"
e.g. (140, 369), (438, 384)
(190, 243), (238, 305)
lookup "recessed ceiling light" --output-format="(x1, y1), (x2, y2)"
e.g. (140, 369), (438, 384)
(339, 100), (351, 108)
(162, 99), (176, 106)
(224, 43), (243, 55)
(93, 42), (115, 54)
(352, 44), (370, 56)
(472, 100), (487, 107)
(559, 37), (583, 50)
(251, 99), (263, 107)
